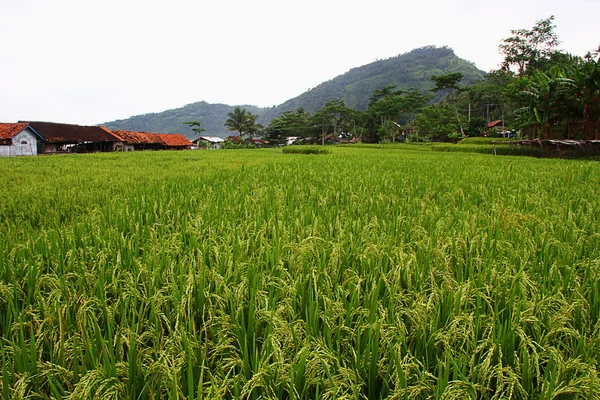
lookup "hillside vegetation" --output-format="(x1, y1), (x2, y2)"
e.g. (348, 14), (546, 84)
(103, 102), (266, 139)
(259, 46), (485, 122)
(101, 46), (485, 137)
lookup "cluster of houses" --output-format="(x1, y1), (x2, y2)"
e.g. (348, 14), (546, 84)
(0, 121), (195, 157)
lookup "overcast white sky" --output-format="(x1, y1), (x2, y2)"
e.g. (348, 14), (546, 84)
(1, 0), (598, 125)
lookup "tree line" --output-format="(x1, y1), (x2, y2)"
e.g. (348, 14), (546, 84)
(189, 17), (599, 144)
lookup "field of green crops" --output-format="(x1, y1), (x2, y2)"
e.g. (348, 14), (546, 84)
(1, 147), (599, 399)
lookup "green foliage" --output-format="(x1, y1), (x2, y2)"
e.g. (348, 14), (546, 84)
(509, 52), (600, 139)
(465, 117), (487, 136)
(224, 106), (263, 139)
(1, 148), (600, 398)
(499, 15), (560, 76)
(431, 72), (464, 93)
(282, 145), (329, 154)
(413, 104), (460, 140)
(221, 139), (254, 149)
(458, 136), (509, 145)
(182, 120), (205, 139)
(103, 101), (266, 139)
(311, 99), (354, 142)
(259, 46), (486, 123)
(264, 108), (312, 144)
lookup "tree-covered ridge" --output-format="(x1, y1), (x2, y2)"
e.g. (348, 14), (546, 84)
(258, 46), (486, 123)
(102, 102), (266, 139)
(101, 46), (484, 136)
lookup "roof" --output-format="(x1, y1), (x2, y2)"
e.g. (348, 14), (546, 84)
(488, 120), (504, 128)
(0, 122), (29, 142)
(112, 130), (164, 145)
(25, 121), (121, 143)
(0, 122), (44, 144)
(113, 130), (192, 147)
(156, 133), (193, 147)
(195, 136), (224, 143)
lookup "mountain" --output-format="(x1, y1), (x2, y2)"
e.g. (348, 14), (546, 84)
(102, 102), (266, 139)
(257, 46), (486, 123)
(102, 46), (486, 136)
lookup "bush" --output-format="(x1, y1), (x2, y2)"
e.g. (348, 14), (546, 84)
(282, 146), (329, 154)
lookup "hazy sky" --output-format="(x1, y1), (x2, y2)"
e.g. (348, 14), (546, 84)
(1, 0), (599, 125)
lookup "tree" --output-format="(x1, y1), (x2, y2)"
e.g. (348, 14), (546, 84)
(431, 72), (465, 137)
(183, 121), (205, 138)
(244, 112), (264, 139)
(572, 48), (600, 139)
(366, 86), (428, 142)
(413, 104), (459, 141)
(499, 16), (560, 76)
(224, 107), (262, 141)
(460, 72), (513, 126)
(264, 108), (312, 144)
(224, 107), (248, 138)
(311, 99), (352, 145)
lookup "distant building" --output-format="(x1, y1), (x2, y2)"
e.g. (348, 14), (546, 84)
(112, 130), (193, 151)
(25, 121), (121, 153)
(156, 133), (193, 150)
(0, 122), (44, 157)
(112, 130), (168, 151)
(193, 136), (224, 149)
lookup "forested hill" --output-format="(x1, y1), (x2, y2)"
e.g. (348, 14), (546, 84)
(102, 102), (266, 139)
(258, 46), (486, 123)
(102, 46), (485, 137)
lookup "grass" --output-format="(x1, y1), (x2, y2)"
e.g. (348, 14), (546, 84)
(457, 137), (511, 145)
(1, 148), (599, 399)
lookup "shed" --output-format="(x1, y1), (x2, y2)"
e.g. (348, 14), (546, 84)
(25, 121), (121, 153)
(488, 120), (505, 129)
(193, 136), (224, 149)
(0, 123), (44, 157)
(111, 130), (192, 151)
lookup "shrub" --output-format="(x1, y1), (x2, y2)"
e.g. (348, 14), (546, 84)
(282, 145), (329, 154)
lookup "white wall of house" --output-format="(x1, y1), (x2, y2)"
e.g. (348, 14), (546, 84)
(0, 128), (39, 157)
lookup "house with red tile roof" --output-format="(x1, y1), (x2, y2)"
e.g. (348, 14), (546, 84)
(0, 122), (44, 157)
(112, 130), (192, 151)
(111, 130), (165, 151)
(156, 133), (193, 149)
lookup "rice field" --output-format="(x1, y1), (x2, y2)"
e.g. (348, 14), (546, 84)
(1, 147), (599, 399)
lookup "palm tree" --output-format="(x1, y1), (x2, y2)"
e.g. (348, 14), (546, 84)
(224, 107), (248, 139)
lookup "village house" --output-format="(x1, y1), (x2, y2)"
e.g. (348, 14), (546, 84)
(156, 133), (193, 150)
(192, 136), (224, 149)
(112, 130), (166, 151)
(112, 130), (193, 151)
(25, 121), (122, 153)
(0, 122), (44, 157)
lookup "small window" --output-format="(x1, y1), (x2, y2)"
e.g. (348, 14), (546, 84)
(21, 141), (28, 145)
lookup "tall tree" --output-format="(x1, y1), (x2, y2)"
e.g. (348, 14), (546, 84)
(499, 16), (560, 76)
(224, 107), (247, 138)
(367, 87), (428, 142)
(572, 48), (600, 139)
(224, 107), (262, 140)
(431, 72), (465, 137)
(182, 121), (205, 138)
(311, 99), (351, 145)
(264, 108), (312, 144)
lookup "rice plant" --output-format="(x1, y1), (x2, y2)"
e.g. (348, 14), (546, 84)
(0, 147), (599, 399)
